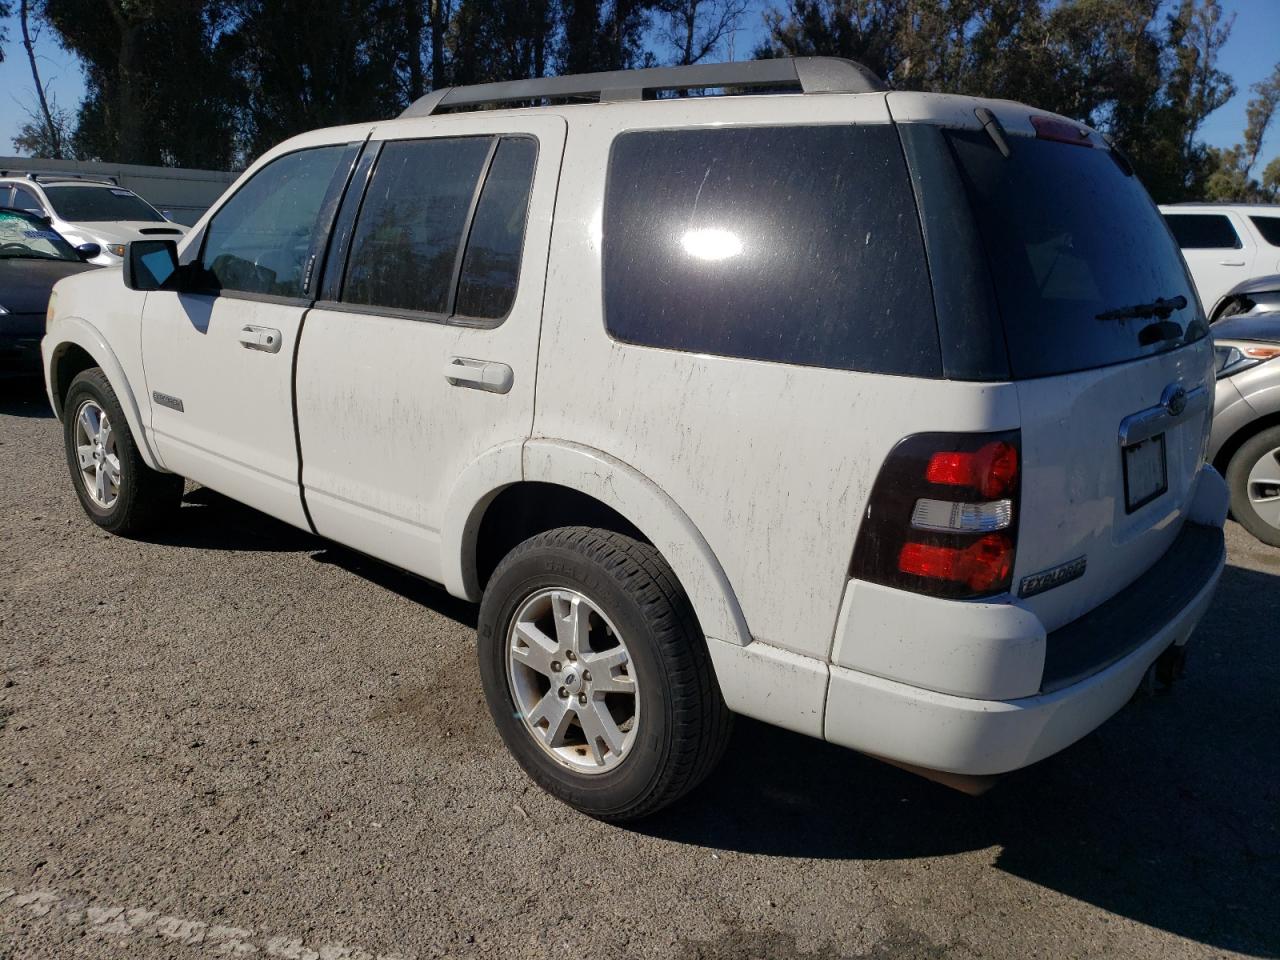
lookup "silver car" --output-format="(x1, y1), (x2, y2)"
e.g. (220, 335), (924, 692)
(1210, 312), (1280, 545)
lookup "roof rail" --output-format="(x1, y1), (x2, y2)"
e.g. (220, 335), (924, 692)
(401, 57), (885, 119)
(0, 170), (119, 186)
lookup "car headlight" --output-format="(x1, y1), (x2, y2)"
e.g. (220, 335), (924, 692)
(107, 244), (127, 258)
(0, 303), (9, 315)
(1214, 340), (1280, 378)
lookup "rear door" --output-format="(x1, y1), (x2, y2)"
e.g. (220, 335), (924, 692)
(140, 141), (361, 527)
(1163, 210), (1257, 311)
(294, 115), (563, 582)
(924, 114), (1215, 632)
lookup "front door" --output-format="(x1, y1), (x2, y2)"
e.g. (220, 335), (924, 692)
(140, 141), (362, 527)
(294, 115), (565, 582)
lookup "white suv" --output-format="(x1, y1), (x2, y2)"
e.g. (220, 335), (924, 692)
(41, 59), (1228, 820)
(0, 173), (186, 266)
(1160, 203), (1280, 316)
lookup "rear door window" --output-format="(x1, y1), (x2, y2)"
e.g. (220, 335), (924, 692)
(946, 131), (1204, 379)
(1251, 215), (1280, 247)
(1163, 213), (1242, 250)
(602, 124), (940, 376)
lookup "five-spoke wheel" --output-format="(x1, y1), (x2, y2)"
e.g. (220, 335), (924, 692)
(73, 398), (121, 509)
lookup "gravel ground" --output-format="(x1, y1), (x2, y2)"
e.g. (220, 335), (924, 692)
(2, 380), (1277, 960)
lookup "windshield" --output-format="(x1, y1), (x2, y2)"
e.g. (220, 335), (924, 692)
(0, 210), (79, 261)
(42, 184), (165, 223)
(947, 129), (1205, 379)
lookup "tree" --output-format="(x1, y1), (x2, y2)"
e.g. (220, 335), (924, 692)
(41, 0), (242, 167)
(19, 0), (63, 158)
(0, 2), (11, 61)
(755, 0), (1237, 202)
(1204, 63), (1280, 202)
(657, 0), (748, 66)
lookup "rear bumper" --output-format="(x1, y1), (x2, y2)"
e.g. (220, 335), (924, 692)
(823, 521), (1225, 776)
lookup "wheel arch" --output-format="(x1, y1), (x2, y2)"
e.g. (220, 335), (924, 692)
(1213, 409), (1280, 480)
(45, 319), (165, 471)
(440, 439), (752, 649)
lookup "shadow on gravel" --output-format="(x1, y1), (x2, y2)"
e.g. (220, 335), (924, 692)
(0, 377), (54, 418)
(311, 546), (478, 629)
(136, 486), (320, 552)
(638, 562), (1280, 958)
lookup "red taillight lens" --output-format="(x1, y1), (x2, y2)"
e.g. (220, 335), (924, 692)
(898, 534), (1014, 593)
(850, 431), (1021, 599)
(925, 441), (1018, 498)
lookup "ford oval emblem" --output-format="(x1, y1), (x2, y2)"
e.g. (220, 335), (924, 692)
(1163, 384), (1188, 417)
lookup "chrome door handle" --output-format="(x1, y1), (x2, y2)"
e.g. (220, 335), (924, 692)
(1217, 260), (1246, 266)
(239, 325), (282, 353)
(444, 357), (513, 394)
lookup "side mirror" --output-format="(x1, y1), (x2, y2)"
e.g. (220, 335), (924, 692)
(75, 242), (101, 262)
(123, 239), (179, 291)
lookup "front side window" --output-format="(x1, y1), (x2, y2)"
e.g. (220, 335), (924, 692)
(602, 124), (939, 375)
(200, 144), (357, 299)
(1251, 215), (1280, 247)
(1163, 213), (1242, 250)
(43, 185), (164, 223)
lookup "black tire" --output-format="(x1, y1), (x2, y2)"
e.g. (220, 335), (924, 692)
(62, 368), (183, 536)
(1225, 424), (1280, 548)
(477, 527), (732, 822)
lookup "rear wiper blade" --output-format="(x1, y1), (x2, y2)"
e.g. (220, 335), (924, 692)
(1096, 295), (1187, 322)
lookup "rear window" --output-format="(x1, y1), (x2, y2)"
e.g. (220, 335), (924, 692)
(1163, 213), (1241, 249)
(947, 130), (1204, 379)
(602, 125), (939, 376)
(1251, 215), (1280, 247)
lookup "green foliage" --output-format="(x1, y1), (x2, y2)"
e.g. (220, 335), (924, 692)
(755, 0), (1239, 202)
(1203, 63), (1280, 202)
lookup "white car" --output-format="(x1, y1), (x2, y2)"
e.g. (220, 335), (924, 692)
(1160, 202), (1280, 315)
(41, 58), (1227, 821)
(0, 174), (186, 267)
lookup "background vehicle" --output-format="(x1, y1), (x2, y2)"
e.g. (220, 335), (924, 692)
(42, 58), (1225, 820)
(1160, 203), (1280, 311)
(1207, 273), (1280, 323)
(1210, 311), (1280, 546)
(0, 173), (186, 267)
(0, 208), (98, 377)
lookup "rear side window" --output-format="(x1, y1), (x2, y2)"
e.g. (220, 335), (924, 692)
(342, 138), (492, 315)
(455, 137), (537, 319)
(947, 131), (1203, 379)
(602, 125), (939, 376)
(1251, 215), (1280, 247)
(1163, 213), (1242, 250)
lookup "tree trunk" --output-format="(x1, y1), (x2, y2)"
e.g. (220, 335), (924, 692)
(406, 0), (425, 100)
(430, 0), (446, 89)
(20, 0), (62, 158)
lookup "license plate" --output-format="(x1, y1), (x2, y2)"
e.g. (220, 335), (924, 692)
(1123, 434), (1168, 512)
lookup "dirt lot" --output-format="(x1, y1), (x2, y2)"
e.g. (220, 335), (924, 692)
(2, 380), (1277, 960)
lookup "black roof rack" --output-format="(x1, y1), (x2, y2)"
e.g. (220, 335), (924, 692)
(401, 56), (885, 118)
(0, 170), (119, 186)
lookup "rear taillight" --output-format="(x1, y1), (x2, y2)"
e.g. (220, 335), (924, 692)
(851, 431), (1021, 599)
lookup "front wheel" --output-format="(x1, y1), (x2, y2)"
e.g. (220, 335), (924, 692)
(62, 368), (183, 536)
(477, 527), (731, 822)
(1226, 425), (1280, 547)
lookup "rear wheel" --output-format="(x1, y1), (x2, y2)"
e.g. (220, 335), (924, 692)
(1226, 424), (1280, 547)
(477, 527), (731, 822)
(62, 368), (183, 536)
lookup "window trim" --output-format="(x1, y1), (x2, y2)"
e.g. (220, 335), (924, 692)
(191, 141), (362, 305)
(327, 132), (540, 330)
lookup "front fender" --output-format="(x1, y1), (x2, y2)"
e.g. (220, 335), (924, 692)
(42, 317), (165, 472)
